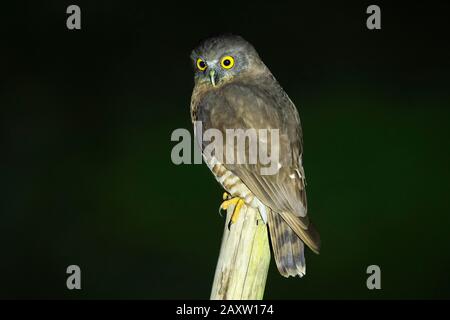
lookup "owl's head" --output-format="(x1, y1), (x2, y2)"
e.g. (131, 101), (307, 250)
(190, 34), (264, 87)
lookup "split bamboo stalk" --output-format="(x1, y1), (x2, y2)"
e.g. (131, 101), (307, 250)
(210, 202), (271, 300)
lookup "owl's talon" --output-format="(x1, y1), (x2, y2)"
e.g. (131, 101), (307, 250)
(227, 198), (245, 230)
(219, 192), (231, 217)
(219, 196), (244, 229)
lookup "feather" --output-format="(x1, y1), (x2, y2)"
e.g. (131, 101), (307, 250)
(268, 210), (306, 277)
(278, 211), (321, 254)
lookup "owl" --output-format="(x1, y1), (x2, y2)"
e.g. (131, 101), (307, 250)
(190, 34), (320, 277)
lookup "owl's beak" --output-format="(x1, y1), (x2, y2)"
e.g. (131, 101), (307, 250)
(209, 69), (217, 87)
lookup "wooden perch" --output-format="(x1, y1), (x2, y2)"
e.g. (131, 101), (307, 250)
(210, 203), (271, 300)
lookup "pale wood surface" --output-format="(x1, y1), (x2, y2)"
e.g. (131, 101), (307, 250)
(210, 203), (271, 300)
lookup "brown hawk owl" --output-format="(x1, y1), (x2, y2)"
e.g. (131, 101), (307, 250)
(190, 34), (320, 277)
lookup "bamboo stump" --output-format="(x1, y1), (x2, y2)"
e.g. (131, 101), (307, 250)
(210, 203), (271, 300)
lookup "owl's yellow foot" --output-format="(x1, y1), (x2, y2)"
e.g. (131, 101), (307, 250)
(228, 198), (244, 230)
(219, 193), (238, 213)
(219, 193), (245, 229)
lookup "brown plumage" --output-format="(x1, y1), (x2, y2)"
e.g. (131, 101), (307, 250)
(190, 34), (320, 277)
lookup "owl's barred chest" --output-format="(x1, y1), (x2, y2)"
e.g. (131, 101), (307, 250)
(192, 89), (260, 209)
(190, 78), (283, 224)
(204, 156), (268, 223)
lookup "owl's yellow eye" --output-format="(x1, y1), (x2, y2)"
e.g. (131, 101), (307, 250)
(220, 56), (235, 69)
(196, 58), (207, 71)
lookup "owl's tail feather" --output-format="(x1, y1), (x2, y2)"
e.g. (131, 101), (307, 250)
(278, 211), (321, 255)
(268, 210), (306, 278)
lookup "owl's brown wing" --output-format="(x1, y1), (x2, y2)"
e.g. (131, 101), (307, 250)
(197, 78), (320, 253)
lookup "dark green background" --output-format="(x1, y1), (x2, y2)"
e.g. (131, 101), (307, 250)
(2, 1), (449, 299)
